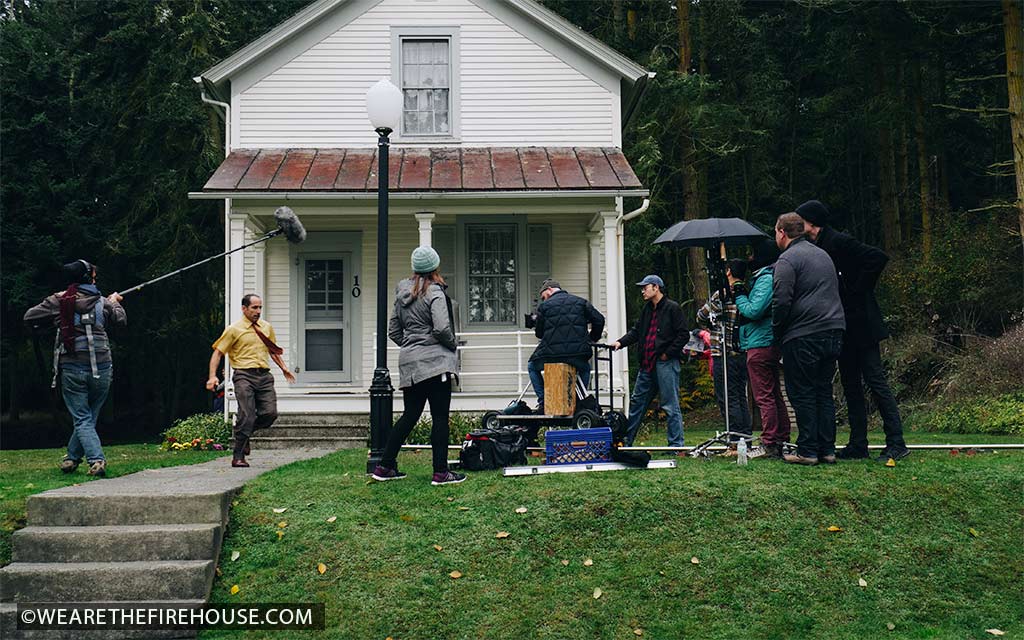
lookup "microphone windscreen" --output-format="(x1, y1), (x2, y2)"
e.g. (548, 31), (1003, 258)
(274, 206), (307, 243)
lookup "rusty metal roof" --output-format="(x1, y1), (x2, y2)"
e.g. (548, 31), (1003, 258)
(202, 147), (645, 194)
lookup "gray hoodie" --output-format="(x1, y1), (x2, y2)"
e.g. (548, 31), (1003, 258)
(388, 278), (458, 388)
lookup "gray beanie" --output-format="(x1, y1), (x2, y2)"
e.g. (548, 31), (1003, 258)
(411, 246), (440, 273)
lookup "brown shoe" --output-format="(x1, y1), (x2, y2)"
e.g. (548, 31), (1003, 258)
(783, 453), (819, 466)
(231, 458), (250, 468)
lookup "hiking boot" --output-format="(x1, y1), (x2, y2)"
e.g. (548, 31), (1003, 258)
(431, 470), (467, 486)
(231, 458), (250, 468)
(760, 444), (783, 459)
(877, 446), (910, 462)
(86, 460), (106, 477)
(820, 454), (837, 464)
(782, 453), (819, 466)
(836, 446), (870, 460)
(60, 458), (80, 474)
(371, 465), (407, 481)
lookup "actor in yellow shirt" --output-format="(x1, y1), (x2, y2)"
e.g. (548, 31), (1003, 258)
(207, 294), (295, 467)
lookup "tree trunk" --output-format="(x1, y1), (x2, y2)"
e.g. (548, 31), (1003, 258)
(613, 0), (624, 42)
(877, 54), (901, 251)
(1004, 0), (1024, 307)
(912, 59), (934, 261)
(677, 0), (708, 306)
(898, 62), (913, 245)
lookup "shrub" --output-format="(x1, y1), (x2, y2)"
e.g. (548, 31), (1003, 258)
(904, 392), (1024, 435)
(940, 324), (1024, 399)
(407, 412), (480, 445)
(161, 413), (232, 451)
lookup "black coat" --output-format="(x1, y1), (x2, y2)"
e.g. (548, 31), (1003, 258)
(530, 290), (605, 370)
(815, 226), (890, 345)
(616, 296), (689, 360)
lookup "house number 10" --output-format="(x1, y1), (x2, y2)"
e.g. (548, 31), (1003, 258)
(352, 275), (361, 298)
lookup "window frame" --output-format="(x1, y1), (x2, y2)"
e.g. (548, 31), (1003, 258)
(390, 26), (461, 143)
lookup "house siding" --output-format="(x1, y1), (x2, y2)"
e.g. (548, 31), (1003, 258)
(234, 0), (617, 148)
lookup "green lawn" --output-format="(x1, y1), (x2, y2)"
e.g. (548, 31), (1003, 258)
(0, 444), (229, 565)
(203, 433), (1024, 640)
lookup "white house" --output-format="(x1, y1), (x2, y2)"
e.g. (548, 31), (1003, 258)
(189, 0), (652, 425)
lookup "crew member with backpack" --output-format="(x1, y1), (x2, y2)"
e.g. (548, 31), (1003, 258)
(24, 260), (126, 477)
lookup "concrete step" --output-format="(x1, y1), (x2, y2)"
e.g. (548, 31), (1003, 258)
(0, 601), (199, 639)
(27, 492), (230, 527)
(271, 413), (368, 428)
(248, 436), (363, 450)
(255, 425), (367, 439)
(13, 524), (221, 563)
(0, 561), (215, 603)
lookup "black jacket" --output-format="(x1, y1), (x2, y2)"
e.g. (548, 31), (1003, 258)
(814, 226), (890, 345)
(772, 237), (846, 344)
(530, 290), (605, 370)
(616, 296), (689, 360)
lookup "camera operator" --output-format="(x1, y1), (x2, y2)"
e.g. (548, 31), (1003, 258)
(526, 279), (605, 413)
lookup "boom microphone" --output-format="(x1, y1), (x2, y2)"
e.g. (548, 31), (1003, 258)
(120, 206), (307, 296)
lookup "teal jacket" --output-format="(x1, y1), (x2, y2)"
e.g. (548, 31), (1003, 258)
(734, 266), (775, 350)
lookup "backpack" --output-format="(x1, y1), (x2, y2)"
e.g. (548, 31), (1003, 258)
(459, 426), (530, 471)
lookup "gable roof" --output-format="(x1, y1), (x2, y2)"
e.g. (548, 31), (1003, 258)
(196, 0), (650, 89)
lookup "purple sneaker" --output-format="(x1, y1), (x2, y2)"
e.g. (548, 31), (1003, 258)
(431, 470), (467, 486)
(371, 465), (407, 481)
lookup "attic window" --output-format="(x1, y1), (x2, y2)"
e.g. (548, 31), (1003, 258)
(400, 38), (451, 136)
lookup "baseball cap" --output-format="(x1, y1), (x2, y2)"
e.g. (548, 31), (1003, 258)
(635, 275), (665, 289)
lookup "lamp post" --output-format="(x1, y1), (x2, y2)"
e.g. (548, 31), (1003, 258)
(365, 78), (403, 474)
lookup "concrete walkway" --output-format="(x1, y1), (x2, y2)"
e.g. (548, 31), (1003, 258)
(0, 449), (336, 640)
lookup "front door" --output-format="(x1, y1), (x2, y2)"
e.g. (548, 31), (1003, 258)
(298, 253), (353, 382)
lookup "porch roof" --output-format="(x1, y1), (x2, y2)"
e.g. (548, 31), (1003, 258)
(195, 147), (648, 198)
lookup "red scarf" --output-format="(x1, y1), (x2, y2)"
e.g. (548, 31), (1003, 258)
(58, 284), (79, 353)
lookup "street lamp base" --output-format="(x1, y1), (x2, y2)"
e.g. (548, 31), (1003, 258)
(367, 367), (394, 474)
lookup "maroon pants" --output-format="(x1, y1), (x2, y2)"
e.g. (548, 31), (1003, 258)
(746, 346), (791, 446)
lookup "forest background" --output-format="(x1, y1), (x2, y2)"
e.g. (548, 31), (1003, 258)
(2, 0), (1022, 445)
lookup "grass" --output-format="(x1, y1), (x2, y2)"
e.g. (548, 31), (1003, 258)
(202, 427), (1024, 640)
(0, 444), (229, 565)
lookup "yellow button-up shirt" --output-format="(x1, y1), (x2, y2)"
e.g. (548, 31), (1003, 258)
(212, 318), (276, 369)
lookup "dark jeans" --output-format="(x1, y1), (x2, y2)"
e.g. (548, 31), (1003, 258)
(527, 359), (590, 405)
(746, 346), (791, 446)
(382, 374), (452, 473)
(838, 340), (906, 451)
(712, 353), (751, 438)
(233, 369), (278, 458)
(782, 330), (843, 459)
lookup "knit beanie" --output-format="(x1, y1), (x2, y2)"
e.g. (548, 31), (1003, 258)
(795, 200), (830, 227)
(411, 246), (440, 274)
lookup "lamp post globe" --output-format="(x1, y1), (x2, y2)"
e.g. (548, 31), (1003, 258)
(366, 77), (403, 474)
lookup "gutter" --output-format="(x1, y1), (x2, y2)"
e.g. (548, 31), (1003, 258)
(195, 78), (231, 158)
(188, 189), (650, 200)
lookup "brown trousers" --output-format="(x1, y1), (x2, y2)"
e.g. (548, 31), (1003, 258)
(233, 369), (278, 458)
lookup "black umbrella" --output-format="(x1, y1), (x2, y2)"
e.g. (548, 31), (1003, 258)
(653, 217), (767, 248)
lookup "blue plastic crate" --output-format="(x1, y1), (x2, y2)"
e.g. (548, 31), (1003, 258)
(545, 427), (612, 465)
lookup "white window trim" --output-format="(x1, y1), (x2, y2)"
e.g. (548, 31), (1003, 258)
(390, 26), (461, 143)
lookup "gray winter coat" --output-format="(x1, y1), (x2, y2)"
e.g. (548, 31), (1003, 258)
(772, 237), (846, 344)
(388, 278), (458, 388)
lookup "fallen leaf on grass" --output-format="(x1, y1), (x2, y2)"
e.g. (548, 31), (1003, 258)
(911, 476), (918, 481)
(886, 623), (895, 631)
(230, 585), (240, 595)
(690, 557), (700, 565)
(277, 521), (288, 528)
(230, 551), (240, 562)
(885, 458), (896, 467)
(986, 630), (1005, 636)
(317, 563), (327, 575)
(827, 526), (844, 533)
(449, 571), (462, 579)
(276, 531), (284, 540)
(634, 629), (643, 637)
(583, 558), (594, 566)
(24, 484), (34, 489)
(515, 507), (528, 514)
(433, 544), (443, 551)
(273, 507), (288, 514)
(969, 528), (980, 538)
(215, 567), (222, 577)
(447, 497), (455, 502)
(561, 560), (570, 566)
(400, 515), (414, 522)
(858, 578), (867, 587)
(495, 531), (510, 539)
(326, 516), (337, 523)
(457, 506), (470, 511)
(593, 588), (602, 599)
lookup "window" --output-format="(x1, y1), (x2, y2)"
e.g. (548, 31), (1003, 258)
(401, 39), (450, 136)
(466, 225), (516, 323)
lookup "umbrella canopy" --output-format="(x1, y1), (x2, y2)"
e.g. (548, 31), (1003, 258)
(654, 217), (768, 248)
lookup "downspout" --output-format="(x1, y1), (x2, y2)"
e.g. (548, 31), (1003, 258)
(198, 82), (232, 422)
(614, 197), (649, 409)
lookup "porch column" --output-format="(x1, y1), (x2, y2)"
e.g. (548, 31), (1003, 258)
(588, 232), (602, 304)
(248, 215), (266, 299)
(415, 211), (435, 247)
(227, 213), (247, 325)
(601, 211), (623, 401)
